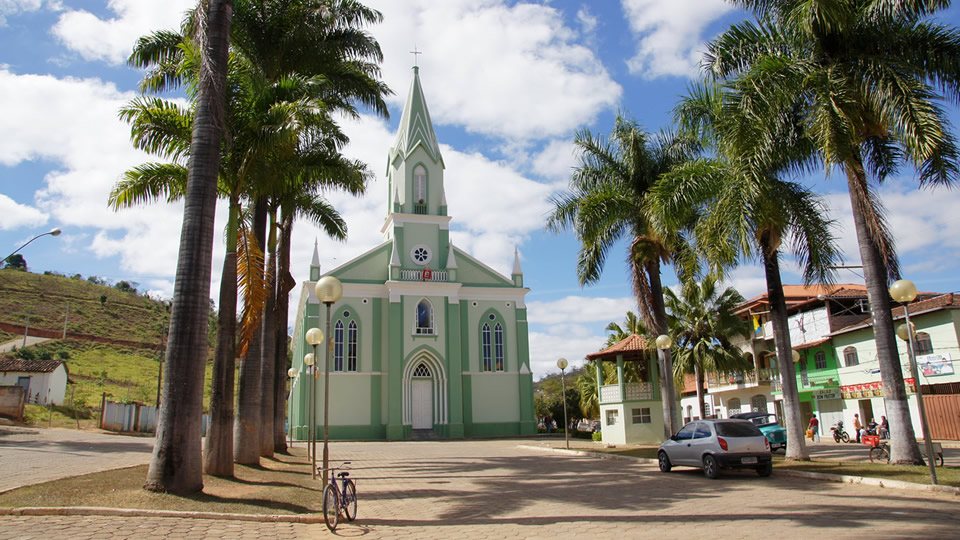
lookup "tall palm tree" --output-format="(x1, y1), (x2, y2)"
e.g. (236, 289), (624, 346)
(141, 0), (233, 494)
(705, 0), (960, 464)
(664, 276), (752, 420)
(651, 80), (841, 460)
(548, 114), (699, 437)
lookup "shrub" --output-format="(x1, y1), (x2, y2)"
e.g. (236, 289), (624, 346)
(592, 431), (602, 441)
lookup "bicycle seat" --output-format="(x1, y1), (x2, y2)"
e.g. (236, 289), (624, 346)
(337, 471), (349, 478)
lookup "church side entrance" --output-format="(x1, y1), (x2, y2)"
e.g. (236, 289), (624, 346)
(412, 363), (433, 429)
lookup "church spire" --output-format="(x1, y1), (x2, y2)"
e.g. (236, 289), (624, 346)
(391, 66), (442, 165)
(310, 239), (321, 281)
(512, 247), (523, 287)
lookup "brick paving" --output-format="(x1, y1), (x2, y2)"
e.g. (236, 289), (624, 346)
(1, 431), (959, 538)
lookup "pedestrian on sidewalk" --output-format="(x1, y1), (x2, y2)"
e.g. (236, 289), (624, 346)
(808, 415), (820, 442)
(853, 414), (862, 443)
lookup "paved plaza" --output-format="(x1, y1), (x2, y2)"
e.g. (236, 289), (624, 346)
(1, 429), (959, 538)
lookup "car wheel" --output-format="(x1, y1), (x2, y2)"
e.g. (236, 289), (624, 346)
(658, 451), (672, 473)
(702, 455), (720, 479)
(756, 463), (773, 477)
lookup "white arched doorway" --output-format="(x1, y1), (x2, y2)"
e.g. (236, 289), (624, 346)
(402, 351), (447, 430)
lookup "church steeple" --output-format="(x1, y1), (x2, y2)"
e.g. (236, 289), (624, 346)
(386, 66), (446, 217)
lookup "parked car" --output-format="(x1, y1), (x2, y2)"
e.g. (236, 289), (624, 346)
(730, 412), (787, 452)
(658, 419), (772, 479)
(576, 420), (601, 432)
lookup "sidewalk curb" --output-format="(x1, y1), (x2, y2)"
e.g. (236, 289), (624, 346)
(520, 444), (960, 496)
(0, 507), (323, 523)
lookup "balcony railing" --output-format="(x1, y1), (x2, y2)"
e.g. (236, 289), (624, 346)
(400, 269), (448, 282)
(599, 382), (655, 403)
(413, 203), (428, 215)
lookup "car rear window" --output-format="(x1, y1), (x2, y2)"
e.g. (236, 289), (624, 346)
(716, 422), (763, 437)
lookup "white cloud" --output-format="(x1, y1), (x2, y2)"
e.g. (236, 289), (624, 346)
(0, 193), (47, 229)
(577, 6), (598, 35)
(52, 0), (196, 64)
(0, 0), (43, 25)
(531, 138), (577, 181)
(529, 329), (605, 378)
(620, 0), (734, 78)
(366, 0), (621, 140)
(528, 294), (636, 326)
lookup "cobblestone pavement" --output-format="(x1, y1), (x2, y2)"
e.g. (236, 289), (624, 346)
(0, 428), (154, 492)
(2, 434), (959, 538)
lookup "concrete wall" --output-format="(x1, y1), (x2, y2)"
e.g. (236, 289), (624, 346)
(0, 386), (25, 420)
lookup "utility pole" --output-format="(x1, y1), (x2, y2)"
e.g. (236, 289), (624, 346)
(22, 310), (31, 348)
(62, 303), (70, 339)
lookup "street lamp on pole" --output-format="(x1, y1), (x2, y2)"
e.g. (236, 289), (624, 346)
(3, 227), (62, 262)
(304, 328), (323, 479)
(557, 357), (569, 450)
(315, 275), (343, 487)
(655, 334), (673, 435)
(890, 279), (938, 485)
(287, 367), (298, 450)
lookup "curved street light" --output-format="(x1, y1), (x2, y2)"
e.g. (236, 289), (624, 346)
(4, 227), (62, 263)
(889, 279), (937, 485)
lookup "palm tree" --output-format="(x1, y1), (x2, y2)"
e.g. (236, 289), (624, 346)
(705, 0), (960, 464)
(664, 276), (752, 420)
(651, 80), (841, 460)
(141, 0), (233, 494)
(548, 114), (698, 437)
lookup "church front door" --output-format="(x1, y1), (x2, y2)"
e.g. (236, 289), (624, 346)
(411, 379), (433, 429)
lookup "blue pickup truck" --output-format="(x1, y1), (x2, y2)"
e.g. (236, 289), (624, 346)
(731, 412), (787, 452)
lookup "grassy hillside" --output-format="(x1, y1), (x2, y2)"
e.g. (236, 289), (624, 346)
(0, 268), (169, 345)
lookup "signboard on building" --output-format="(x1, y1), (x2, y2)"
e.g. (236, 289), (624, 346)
(813, 388), (841, 400)
(917, 353), (954, 377)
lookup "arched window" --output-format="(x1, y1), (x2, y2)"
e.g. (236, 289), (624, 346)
(751, 395), (767, 413)
(416, 299), (434, 335)
(413, 362), (431, 377)
(843, 346), (859, 367)
(494, 323), (504, 371)
(347, 320), (358, 371)
(482, 323), (492, 372)
(333, 320), (344, 371)
(414, 165), (427, 204)
(814, 350), (827, 370)
(915, 332), (934, 355)
(727, 398), (742, 416)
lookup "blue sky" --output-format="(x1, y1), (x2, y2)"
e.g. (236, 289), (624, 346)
(3, 0), (960, 378)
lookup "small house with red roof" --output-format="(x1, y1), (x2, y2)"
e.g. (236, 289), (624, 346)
(0, 356), (68, 405)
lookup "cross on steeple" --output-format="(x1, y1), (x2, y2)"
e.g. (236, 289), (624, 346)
(410, 45), (422, 66)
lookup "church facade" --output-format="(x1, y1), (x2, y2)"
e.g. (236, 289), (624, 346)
(289, 67), (536, 440)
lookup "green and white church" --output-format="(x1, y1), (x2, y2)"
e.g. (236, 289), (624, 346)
(289, 67), (536, 440)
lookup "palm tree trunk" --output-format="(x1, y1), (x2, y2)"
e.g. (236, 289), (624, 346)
(845, 164), (924, 465)
(273, 212), (295, 452)
(234, 198), (266, 465)
(258, 209), (278, 457)
(760, 233), (809, 461)
(644, 258), (679, 438)
(203, 199), (239, 476)
(695, 365), (706, 420)
(144, 0), (232, 494)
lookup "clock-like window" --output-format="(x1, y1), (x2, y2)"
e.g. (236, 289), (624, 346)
(410, 244), (432, 266)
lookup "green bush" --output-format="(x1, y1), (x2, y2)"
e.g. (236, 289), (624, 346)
(592, 431), (602, 441)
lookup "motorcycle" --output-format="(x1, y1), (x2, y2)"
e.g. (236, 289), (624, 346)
(831, 420), (850, 443)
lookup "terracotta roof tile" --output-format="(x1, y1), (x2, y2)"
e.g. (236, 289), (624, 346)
(736, 283), (867, 314)
(830, 293), (960, 335)
(0, 357), (64, 373)
(586, 334), (650, 361)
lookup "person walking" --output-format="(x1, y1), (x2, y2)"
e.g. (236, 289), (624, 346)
(853, 413), (862, 443)
(808, 415), (820, 442)
(879, 416), (889, 439)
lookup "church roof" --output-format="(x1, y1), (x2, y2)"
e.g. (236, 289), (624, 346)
(391, 66), (443, 166)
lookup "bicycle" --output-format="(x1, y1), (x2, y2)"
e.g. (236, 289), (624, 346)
(321, 461), (357, 531)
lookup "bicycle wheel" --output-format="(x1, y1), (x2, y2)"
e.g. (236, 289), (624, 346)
(343, 479), (357, 521)
(869, 446), (885, 463)
(322, 484), (340, 532)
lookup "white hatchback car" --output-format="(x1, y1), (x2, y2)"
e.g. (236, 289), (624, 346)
(658, 419), (772, 479)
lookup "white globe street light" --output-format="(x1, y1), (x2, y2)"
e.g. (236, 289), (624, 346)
(557, 358), (569, 450)
(287, 367), (299, 448)
(315, 275), (343, 486)
(889, 279), (937, 485)
(304, 330), (323, 479)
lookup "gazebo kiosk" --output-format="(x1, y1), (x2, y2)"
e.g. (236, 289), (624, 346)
(586, 334), (666, 445)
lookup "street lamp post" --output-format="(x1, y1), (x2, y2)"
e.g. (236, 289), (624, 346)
(655, 334), (673, 436)
(287, 367), (298, 450)
(890, 279), (938, 485)
(315, 276), (343, 487)
(3, 227), (61, 263)
(304, 328), (323, 479)
(557, 357), (569, 450)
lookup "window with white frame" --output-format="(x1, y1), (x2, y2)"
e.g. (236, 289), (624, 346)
(415, 299), (434, 335)
(727, 398), (742, 416)
(494, 323), (504, 371)
(606, 409), (618, 426)
(843, 346), (859, 367)
(414, 165), (427, 204)
(333, 320), (344, 371)
(631, 407), (651, 424)
(814, 350), (827, 370)
(751, 394), (767, 412)
(482, 323), (492, 372)
(347, 320), (358, 372)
